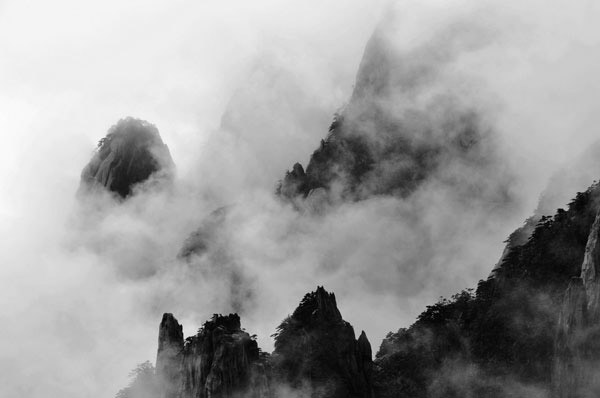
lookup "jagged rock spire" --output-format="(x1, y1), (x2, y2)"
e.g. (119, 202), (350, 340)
(290, 285), (343, 325)
(156, 313), (184, 398)
(273, 286), (373, 398)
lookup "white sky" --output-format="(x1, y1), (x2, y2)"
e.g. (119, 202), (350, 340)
(3, 0), (600, 397)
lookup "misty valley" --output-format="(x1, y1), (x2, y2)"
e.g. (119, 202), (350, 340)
(73, 8), (600, 397)
(5, 2), (600, 398)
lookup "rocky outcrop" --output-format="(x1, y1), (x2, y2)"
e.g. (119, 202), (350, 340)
(144, 288), (372, 398)
(553, 211), (600, 397)
(553, 278), (588, 398)
(272, 286), (373, 398)
(580, 212), (600, 320)
(180, 314), (268, 398)
(156, 314), (184, 398)
(155, 313), (269, 398)
(79, 117), (174, 198)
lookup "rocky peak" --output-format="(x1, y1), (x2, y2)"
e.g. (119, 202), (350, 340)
(198, 313), (242, 333)
(276, 11), (512, 208)
(79, 117), (174, 198)
(158, 313), (184, 350)
(291, 285), (343, 325)
(156, 313), (184, 398)
(121, 288), (374, 398)
(273, 286), (373, 398)
(357, 331), (372, 359)
(156, 313), (268, 398)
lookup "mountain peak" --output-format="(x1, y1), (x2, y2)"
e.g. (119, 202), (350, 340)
(156, 313), (183, 398)
(291, 286), (343, 325)
(79, 117), (174, 198)
(273, 287), (373, 397)
(198, 313), (242, 334)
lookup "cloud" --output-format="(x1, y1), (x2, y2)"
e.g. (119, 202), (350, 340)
(3, 1), (600, 397)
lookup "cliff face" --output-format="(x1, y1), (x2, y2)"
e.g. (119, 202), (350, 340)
(156, 314), (184, 398)
(552, 211), (600, 397)
(580, 212), (600, 320)
(553, 278), (588, 398)
(272, 286), (373, 398)
(155, 313), (269, 398)
(180, 314), (268, 398)
(79, 117), (174, 198)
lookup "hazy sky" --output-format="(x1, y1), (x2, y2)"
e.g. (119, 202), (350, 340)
(3, 0), (600, 397)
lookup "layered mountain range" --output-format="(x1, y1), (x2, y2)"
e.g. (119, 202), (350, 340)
(77, 10), (600, 398)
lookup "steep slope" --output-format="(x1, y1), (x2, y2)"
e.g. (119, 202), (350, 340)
(553, 210), (600, 397)
(492, 141), (600, 275)
(271, 286), (373, 398)
(79, 117), (174, 198)
(374, 182), (600, 397)
(277, 16), (512, 208)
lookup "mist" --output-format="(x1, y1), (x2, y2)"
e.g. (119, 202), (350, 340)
(2, 0), (600, 397)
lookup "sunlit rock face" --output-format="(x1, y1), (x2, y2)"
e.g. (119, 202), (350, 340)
(155, 313), (269, 398)
(272, 286), (374, 398)
(79, 117), (174, 198)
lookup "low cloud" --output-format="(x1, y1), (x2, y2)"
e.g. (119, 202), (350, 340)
(3, 1), (600, 397)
